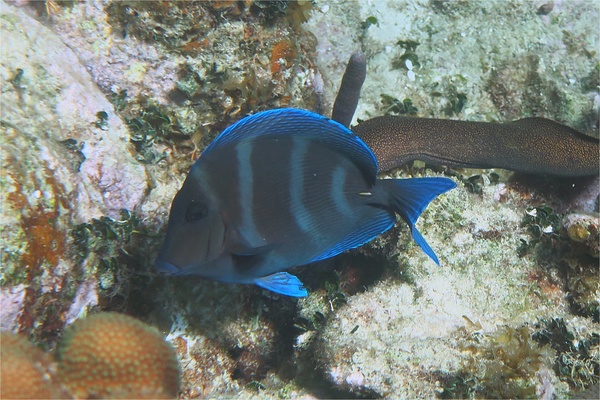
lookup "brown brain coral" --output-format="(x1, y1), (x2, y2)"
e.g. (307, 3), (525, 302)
(56, 312), (180, 399)
(0, 332), (66, 399)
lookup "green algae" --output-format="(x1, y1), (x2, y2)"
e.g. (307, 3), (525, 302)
(126, 103), (173, 164)
(69, 209), (146, 304)
(533, 318), (599, 391)
(379, 94), (418, 116)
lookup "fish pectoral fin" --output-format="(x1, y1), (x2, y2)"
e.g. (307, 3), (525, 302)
(155, 257), (180, 274)
(230, 242), (280, 270)
(231, 242), (279, 256)
(254, 272), (308, 297)
(224, 221), (280, 256)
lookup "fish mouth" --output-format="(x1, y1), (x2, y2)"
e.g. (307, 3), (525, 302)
(155, 256), (180, 275)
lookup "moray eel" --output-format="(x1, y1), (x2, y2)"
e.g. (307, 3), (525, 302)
(332, 51), (367, 128)
(353, 116), (599, 177)
(333, 52), (599, 177)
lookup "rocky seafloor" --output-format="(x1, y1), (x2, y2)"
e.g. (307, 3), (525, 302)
(1, 0), (598, 398)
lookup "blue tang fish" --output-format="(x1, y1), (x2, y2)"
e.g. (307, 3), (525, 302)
(156, 108), (456, 297)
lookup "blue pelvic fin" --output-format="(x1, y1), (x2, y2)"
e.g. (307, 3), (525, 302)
(254, 272), (308, 297)
(380, 177), (456, 265)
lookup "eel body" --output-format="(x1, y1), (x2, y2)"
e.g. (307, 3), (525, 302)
(332, 52), (367, 128)
(353, 116), (599, 177)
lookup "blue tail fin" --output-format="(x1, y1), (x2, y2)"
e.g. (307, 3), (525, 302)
(377, 177), (456, 265)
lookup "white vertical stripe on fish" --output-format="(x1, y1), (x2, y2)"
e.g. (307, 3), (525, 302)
(236, 140), (262, 244)
(331, 165), (352, 217)
(289, 136), (314, 233)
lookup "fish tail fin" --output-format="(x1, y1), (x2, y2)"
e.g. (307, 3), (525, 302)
(376, 177), (456, 265)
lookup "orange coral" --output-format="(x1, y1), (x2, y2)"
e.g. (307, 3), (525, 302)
(0, 332), (66, 399)
(56, 312), (180, 399)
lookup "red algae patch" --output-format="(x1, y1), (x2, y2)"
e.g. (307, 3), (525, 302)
(270, 39), (298, 74)
(56, 312), (180, 399)
(0, 332), (66, 399)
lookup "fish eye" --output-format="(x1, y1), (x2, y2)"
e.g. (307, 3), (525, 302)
(185, 201), (208, 222)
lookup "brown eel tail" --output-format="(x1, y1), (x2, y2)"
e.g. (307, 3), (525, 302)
(353, 116), (599, 177)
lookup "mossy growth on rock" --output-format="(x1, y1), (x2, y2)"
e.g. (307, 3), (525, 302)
(533, 318), (599, 391)
(70, 209), (156, 309)
(442, 324), (557, 399)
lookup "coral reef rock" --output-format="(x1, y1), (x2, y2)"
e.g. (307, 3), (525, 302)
(1, 0), (147, 337)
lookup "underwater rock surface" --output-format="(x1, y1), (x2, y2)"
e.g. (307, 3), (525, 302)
(1, 0), (147, 336)
(1, 1), (147, 219)
(308, 182), (586, 397)
(305, 0), (600, 134)
(0, 0), (598, 399)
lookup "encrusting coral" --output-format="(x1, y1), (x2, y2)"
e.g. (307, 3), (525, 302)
(0, 332), (67, 399)
(56, 312), (181, 399)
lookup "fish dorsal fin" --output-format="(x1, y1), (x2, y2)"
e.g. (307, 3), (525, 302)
(513, 117), (598, 140)
(203, 108), (378, 181)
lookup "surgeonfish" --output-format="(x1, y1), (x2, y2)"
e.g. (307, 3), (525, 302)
(156, 108), (456, 297)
